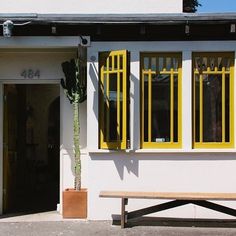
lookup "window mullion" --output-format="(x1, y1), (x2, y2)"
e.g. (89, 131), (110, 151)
(148, 69), (152, 143)
(222, 67), (226, 143)
(199, 73), (203, 143)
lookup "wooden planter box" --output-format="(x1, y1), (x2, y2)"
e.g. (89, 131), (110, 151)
(63, 188), (87, 218)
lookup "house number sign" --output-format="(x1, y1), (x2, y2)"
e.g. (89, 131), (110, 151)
(21, 69), (40, 79)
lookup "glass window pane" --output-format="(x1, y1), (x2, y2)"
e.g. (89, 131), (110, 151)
(218, 57), (223, 70)
(203, 75), (222, 142)
(144, 74), (149, 142)
(114, 56), (118, 70)
(195, 74), (200, 142)
(225, 74), (230, 142)
(109, 56), (112, 71)
(119, 55), (123, 70)
(151, 73), (170, 142)
(166, 57), (171, 71)
(151, 57), (156, 71)
(158, 57), (164, 71)
(120, 73), (123, 140)
(202, 57), (207, 71)
(173, 58), (179, 72)
(174, 75), (178, 142)
(108, 73), (117, 141)
(144, 57), (149, 70)
(195, 57), (201, 71)
(210, 57), (215, 71)
(224, 57), (231, 71)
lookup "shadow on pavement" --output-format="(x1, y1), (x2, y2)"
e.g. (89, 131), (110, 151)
(113, 216), (236, 228)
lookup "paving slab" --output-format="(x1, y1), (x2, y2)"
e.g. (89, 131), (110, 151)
(1, 212), (236, 236)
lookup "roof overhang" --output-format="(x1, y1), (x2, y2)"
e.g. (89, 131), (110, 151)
(1, 13), (236, 25)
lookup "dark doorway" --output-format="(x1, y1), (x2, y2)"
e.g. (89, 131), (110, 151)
(3, 84), (60, 214)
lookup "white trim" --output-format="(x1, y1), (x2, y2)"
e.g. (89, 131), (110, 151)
(182, 51), (192, 150)
(0, 36), (80, 48)
(1, 79), (60, 84)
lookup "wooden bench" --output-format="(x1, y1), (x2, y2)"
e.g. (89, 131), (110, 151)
(99, 191), (236, 228)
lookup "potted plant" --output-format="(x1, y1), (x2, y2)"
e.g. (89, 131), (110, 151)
(61, 53), (87, 218)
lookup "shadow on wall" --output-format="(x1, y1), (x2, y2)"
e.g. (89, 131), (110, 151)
(90, 153), (139, 180)
(90, 152), (236, 181)
(89, 62), (99, 123)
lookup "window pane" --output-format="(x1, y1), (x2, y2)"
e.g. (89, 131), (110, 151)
(195, 74), (200, 142)
(151, 57), (156, 71)
(144, 74), (149, 142)
(119, 55), (123, 70)
(225, 74), (230, 142)
(108, 73), (118, 142)
(120, 73), (123, 140)
(109, 56), (112, 71)
(158, 57), (164, 71)
(144, 57), (149, 70)
(166, 57), (171, 71)
(151, 74), (170, 142)
(224, 58), (231, 71)
(195, 57), (201, 71)
(114, 56), (118, 70)
(202, 57), (207, 71)
(218, 57), (223, 70)
(209, 57), (215, 71)
(173, 58), (179, 72)
(174, 75), (178, 142)
(203, 75), (222, 142)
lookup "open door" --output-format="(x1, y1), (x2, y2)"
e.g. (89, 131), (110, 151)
(3, 84), (60, 214)
(3, 85), (20, 212)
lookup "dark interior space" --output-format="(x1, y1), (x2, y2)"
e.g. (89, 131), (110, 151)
(3, 84), (60, 214)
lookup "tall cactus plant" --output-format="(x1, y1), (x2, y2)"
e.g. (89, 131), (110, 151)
(61, 58), (86, 190)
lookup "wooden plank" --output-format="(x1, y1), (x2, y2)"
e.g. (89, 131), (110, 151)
(99, 191), (236, 200)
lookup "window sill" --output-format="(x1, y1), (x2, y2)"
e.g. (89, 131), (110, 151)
(88, 148), (236, 154)
(133, 149), (236, 153)
(88, 149), (131, 153)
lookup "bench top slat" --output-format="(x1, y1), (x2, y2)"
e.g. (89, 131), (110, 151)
(99, 191), (236, 200)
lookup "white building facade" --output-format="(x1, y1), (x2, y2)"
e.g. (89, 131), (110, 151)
(1, 0), (236, 221)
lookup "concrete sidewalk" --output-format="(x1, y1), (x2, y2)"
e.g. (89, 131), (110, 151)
(0, 212), (236, 236)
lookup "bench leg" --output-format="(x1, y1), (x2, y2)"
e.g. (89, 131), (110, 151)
(121, 198), (128, 228)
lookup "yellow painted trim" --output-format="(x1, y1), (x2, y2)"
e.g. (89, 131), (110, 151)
(140, 53), (182, 149)
(99, 50), (128, 150)
(192, 52), (234, 149)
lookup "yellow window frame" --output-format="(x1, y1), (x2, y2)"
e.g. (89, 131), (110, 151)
(140, 53), (182, 149)
(99, 50), (127, 149)
(193, 52), (234, 149)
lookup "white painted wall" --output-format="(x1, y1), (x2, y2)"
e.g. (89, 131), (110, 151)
(1, 0), (182, 14)
(87, 41), (236, 220)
